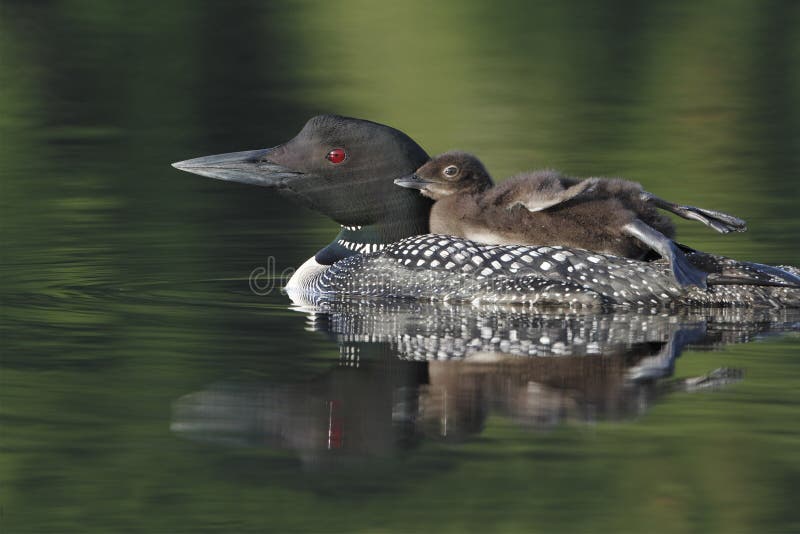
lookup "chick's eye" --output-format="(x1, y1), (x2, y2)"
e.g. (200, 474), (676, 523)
(443, 165), (458, 177)
(326, 148), (347, 164)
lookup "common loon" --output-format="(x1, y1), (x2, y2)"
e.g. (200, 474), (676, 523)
(172, 115), (800, 308)
(395, 151), (747, 289)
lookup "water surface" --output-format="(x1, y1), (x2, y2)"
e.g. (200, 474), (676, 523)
(1, 1), (799, 532)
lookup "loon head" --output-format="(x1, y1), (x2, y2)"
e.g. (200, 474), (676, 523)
(395, 150), (494, 200)
(173, 115), (433, 260)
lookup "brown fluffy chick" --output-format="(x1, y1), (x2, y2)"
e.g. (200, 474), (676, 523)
(395, 151), (747, 288)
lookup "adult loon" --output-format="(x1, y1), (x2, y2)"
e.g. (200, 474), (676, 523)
(396, 151), (747, 289)
(172, 115), (800, 308)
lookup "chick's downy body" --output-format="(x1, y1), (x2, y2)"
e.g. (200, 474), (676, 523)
(397, 151), (747, 288)
(434, 172), (673, 260)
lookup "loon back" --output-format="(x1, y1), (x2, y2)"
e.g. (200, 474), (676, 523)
(289, 234), (800, 308)
(172, 115), (800, 308)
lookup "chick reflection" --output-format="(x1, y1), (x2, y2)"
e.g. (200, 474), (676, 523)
(421, 354), (634, 438)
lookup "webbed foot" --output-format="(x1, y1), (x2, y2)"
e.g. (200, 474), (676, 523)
(668, 244), (708, 289)
(641, 192), (747, 234)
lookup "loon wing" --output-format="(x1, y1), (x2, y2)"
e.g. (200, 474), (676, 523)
(684, 248), (800, 288)
(509, 178), (599, 213)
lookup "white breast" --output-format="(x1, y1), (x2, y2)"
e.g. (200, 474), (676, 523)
(286, 255), (328, 291)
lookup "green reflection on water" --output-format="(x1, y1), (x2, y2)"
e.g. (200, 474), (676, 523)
(1, 0), (799, 532)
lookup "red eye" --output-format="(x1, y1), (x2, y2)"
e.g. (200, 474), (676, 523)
(326, 148), (347, 164)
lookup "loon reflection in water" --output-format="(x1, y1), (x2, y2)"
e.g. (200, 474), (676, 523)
(171, 302), (799, 467)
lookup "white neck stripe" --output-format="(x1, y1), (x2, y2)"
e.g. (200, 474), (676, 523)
(337, 239), (386, 254)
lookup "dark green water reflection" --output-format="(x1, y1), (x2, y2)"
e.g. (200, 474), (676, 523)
(1, 1), (799, 533)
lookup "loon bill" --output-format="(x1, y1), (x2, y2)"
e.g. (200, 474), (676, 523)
(172, 114), (800, 308)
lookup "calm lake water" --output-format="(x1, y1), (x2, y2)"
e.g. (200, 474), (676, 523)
(2, 1), (799, 533)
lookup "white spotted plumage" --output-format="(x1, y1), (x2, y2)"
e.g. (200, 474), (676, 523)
(288, 234), (800, 308)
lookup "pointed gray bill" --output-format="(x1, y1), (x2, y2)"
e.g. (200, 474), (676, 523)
(172, 148), (302, 187)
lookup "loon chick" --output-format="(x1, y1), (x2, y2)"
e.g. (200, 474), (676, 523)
(172, 115), (800, 307)
(396, 151), (747, 289)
